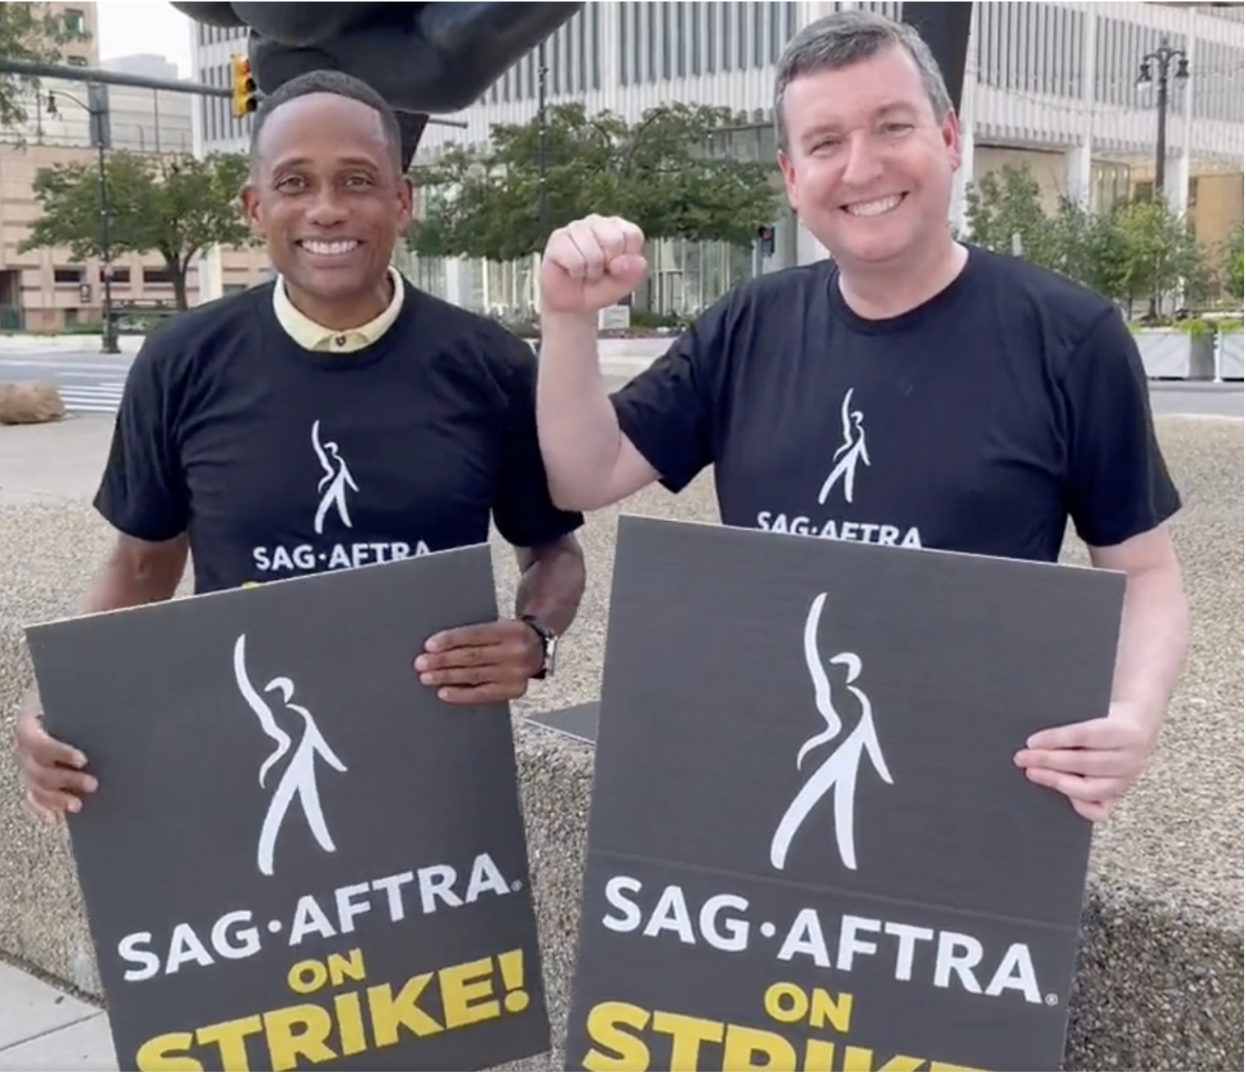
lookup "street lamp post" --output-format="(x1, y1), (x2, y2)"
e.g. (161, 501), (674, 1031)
(91, 88), (119, 355)
(47, 84), (119, 354)
(1136, 36), (1190, 209)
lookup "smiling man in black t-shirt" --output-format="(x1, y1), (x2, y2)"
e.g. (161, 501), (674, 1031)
(16, 70), (586, 821)
(533, 11), (1189, 825)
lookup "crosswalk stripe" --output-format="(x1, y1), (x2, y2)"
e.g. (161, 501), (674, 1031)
(58, 385), (124, 413)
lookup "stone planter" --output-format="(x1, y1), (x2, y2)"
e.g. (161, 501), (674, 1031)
(1216, 331), (1243, 381)
(1133, 328), (1216, 380)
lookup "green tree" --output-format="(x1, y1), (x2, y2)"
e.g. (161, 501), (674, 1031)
(19, 150), (256, 310)
(963, 164), (1061, 269)
(411, 101), (780, 262)
(1105, 199), (1211, 316)
(1220, 219), (1243, 303)
(1042, 195), (1133, 299)
(0, 2), (91, 130)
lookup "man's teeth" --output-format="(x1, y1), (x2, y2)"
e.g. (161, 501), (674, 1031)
(302, 240), (358, 256)
(845, 195), (903, 217)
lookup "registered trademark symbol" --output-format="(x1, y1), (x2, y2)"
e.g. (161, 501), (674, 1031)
(1045, 993), (1058, 1006)
(511, 880), (524, 892)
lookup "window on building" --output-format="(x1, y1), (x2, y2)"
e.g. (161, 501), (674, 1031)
(53, 268), (83, 285)
(63, 8), (86, 34)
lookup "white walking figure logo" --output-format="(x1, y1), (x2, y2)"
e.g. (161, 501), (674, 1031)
(311, 419), (359, 535)
(818, 388), (870, 505)
(769, 592), (893, 873)
(233, 634), (348, 877)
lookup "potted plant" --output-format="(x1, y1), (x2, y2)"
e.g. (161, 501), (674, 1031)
(1130, 318), (1217, 380)
(1216, 319), (1243, 381)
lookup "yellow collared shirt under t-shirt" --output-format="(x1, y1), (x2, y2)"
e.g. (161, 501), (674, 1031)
(271, 266), (405, 353)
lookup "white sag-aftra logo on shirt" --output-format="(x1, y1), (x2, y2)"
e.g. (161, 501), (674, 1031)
(818, 388), (870, 506)
(754, 386), (923, 550)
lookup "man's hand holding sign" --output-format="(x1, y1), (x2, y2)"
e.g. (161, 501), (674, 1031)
(1015, 701), (1161, 822)
(417, 620), (546, 704)
(14, 694), (96, 822)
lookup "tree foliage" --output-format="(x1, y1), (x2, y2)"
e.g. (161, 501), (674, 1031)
(19, 150), (257, 310)
(965, 163), (1216, 314)
(963, 165), (1060, 266)
(1106, 197), (1212, 314)
(0, 2), (91, 129)
(1221, 219), (1244, 303)
(411, 102), (781, 262)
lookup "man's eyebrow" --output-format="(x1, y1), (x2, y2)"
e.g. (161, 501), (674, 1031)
(269, 155), (384, 171)
(866, 101), (921, 119)
(800, 102), (921, 142)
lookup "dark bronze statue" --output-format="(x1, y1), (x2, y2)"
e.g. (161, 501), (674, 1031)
(169, 2), (584, 164)
(168, 2), (972, 169)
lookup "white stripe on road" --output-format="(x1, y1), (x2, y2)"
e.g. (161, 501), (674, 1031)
(0, 359), (132, 372)
(56, 385), (124, 413)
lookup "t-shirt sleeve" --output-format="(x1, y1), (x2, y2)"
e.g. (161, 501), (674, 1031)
(609, 300), (729, 495)
(92, 338), (190, 543)
(491, 333), (585, 549)
(1062, 308), (1182, 548)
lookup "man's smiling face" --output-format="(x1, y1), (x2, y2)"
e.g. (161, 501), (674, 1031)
(777, 43), (961, 272)
(242, 92), (412, 324)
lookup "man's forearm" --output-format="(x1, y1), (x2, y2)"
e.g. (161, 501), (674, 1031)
(20, 535), (186, 717)
(536, 313), (626, 511)
(80, 557), (181, 614)
(1110, 561), (1189, 739)
(514, 536), (586, 637)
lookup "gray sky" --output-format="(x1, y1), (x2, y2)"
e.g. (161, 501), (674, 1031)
(95, 1), (195, 76)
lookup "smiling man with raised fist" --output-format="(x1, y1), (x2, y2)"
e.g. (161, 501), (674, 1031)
(533, 9), (1188, 826)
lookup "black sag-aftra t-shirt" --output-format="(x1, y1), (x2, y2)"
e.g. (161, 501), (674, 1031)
(95, 279), (583, 594)
(610, 244), (1180, 563)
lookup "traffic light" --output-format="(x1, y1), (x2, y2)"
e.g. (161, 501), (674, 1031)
(231, 55), (257, 117)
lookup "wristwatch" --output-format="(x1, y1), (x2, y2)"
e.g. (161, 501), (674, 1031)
(520, 615), (558, 680)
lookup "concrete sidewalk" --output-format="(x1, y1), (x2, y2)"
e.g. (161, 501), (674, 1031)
(0, 960), (115, 1070)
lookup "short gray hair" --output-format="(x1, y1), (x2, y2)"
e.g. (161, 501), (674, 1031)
(773, 9), (955, 152)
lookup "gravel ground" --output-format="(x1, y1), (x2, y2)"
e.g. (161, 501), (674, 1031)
(0, 413), (1240, 1070)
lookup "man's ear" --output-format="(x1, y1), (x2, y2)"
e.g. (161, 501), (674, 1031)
(941, 109), (962, 172)
(396, 175), (415, 230)
(778, 150), (800, 213)
(240, 183), (263, 235)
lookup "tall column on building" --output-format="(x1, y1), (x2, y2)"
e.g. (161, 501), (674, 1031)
(1170, 34), (1196, 218)
(188, 22), (224, 303)
(1063, 10), (1097, 210)
(1064, 142), (1093, 208)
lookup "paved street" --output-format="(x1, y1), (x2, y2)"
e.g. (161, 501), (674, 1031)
(1148, 381), (1244, 418)
(2, 347), (1242, 419)
(0, 351), (131, 415)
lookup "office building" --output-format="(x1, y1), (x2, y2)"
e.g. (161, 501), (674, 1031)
(0, 2), (265, 331)
(190, 2), (1244, 314)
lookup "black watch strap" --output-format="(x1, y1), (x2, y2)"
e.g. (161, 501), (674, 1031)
(519, 615), (556, 680)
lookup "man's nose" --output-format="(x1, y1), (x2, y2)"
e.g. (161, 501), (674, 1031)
(305, 188), (349, 227)
(839, 133), (885, 189)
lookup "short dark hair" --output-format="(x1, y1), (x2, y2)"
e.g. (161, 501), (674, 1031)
(774, 10), (953, 152)
(249, 69), (403, 171)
